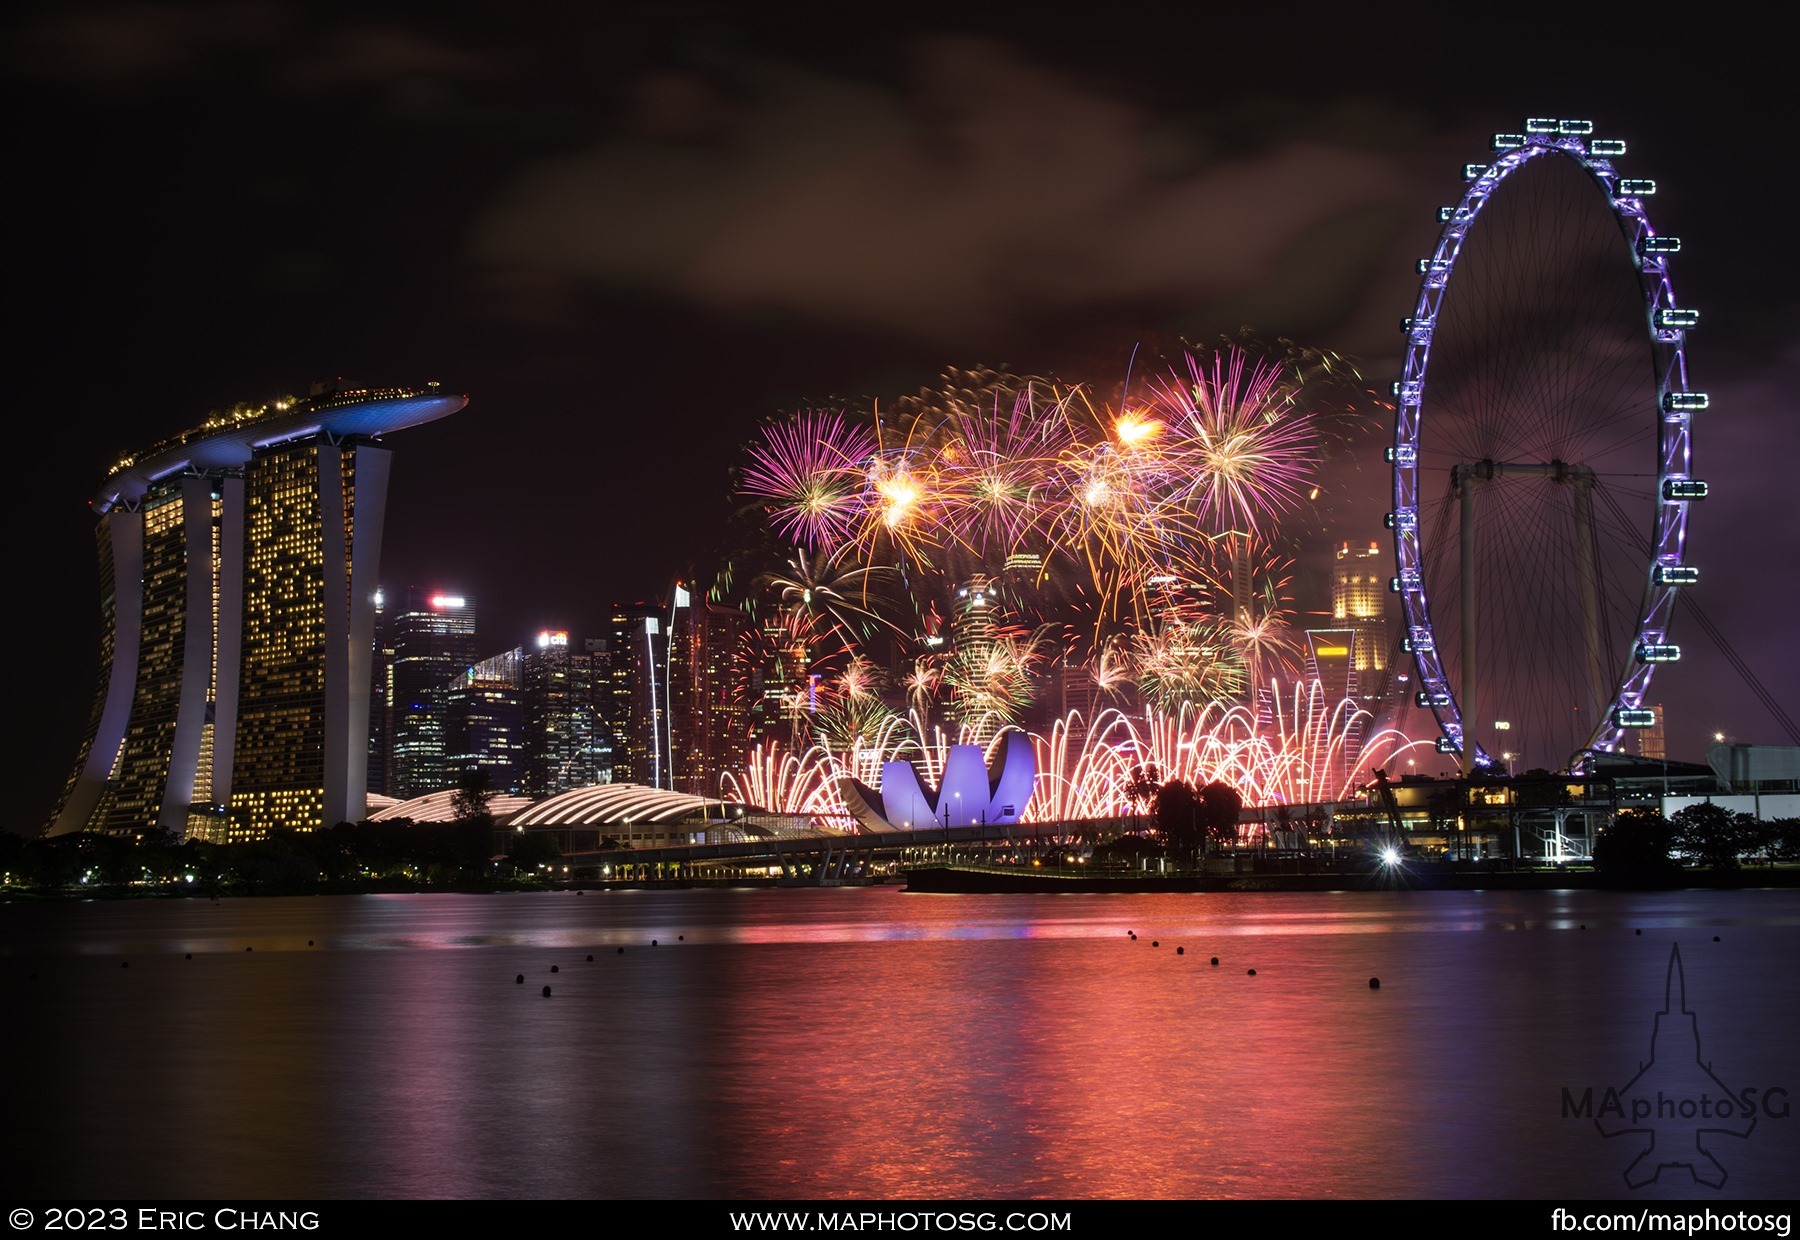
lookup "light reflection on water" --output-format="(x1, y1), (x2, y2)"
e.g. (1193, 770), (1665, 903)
(5, 888), (1797, 1200)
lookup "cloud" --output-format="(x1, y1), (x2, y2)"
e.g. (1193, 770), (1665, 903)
(7, 2), (278, 86)
(12, 3), (500, 100)
(468, 36), (1442, 352)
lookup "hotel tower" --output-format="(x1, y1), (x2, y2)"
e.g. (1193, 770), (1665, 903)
(49, 383), (466, 840)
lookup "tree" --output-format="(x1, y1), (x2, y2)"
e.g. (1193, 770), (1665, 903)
(1154, 779), (1200, 858)
(1592, 808), (1679, 882)
(1123, 763), (1162, 830)
(1769, 818), (1800, 863)
(1670, 802), (1757, 871)
(507, 830), (561, 876)
(451, 766), (494, 825)
(1197, 781), (1243, 852)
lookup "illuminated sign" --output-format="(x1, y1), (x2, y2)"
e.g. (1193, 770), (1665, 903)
(430, 595), (466, 609)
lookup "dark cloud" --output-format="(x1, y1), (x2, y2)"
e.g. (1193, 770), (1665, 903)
(468, 36), (1448, 352)
(277, 21), (504, 93)
(10, 1), (285, 86)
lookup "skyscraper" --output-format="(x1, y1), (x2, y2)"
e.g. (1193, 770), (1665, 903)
(1332, 541), (1391, 706)
(667, 585), (750, 797)
(521, 630), (608, 796)
(386, 588), (478, 799)
(445, 648), (525, 794)
(50, 383), (466, 839)
(607, 601), (669, 788)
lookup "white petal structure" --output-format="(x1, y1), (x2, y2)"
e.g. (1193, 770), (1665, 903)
(837, 731), (1035, 832)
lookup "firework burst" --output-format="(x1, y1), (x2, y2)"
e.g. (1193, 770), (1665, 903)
(739, 409), (877, 550)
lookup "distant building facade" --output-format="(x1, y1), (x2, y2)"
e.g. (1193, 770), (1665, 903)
(1333, 540), (1391, 707)
(607, 601), (669, 788)
(521, 631), (610, 796)
(667, 584), (750, 797)
(386, 588), (478, 800)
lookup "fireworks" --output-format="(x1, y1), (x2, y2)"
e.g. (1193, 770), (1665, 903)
(718, 691), (1431, 826)
(715, 336), (1408, 814)
(739, 409), (877, 550)
(1148, 346), (1328, 537)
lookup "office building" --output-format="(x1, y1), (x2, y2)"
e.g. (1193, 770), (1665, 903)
(607, 601), (669, 788)
(667, 584), (750, 797)
(386, 588), (478, 799)
(445, 647), (526, 794)
(1333, 540), (1391, 706)
(521, 631), (609, 796)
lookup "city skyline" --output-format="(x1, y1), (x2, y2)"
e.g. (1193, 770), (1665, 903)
(11, 4), (1795, 829)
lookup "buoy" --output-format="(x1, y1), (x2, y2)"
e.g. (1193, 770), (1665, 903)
(617, 947), (624, 955)
(586, 954), (594, 962)
(1369, 977), (1380, 989)
(542, 985), (551, 997)
(678, 935), (684, 941)
(121, 961), (129, 969)
(245, 947), (252, 952)
(1176, 947), (1185, 955)
(515, 975), (524, 984)
(1210, 957), (1219, 966)
(185, 953), (192, 960)
(1635, 929), (1642, 936)
(1152, 940), (1160, 948)
(550, 965), (559, 973)
(1247, 968), (1257, 976)
(1713, 935), (1721, 942)
(1580, 924), (1586, 930)
(651, 939), (658, 947)
(308, 940), (314, 946)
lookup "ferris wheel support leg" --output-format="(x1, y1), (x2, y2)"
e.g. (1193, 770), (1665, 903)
(1460, 471), (1479, 779)
(1570, 473), (1608, 729)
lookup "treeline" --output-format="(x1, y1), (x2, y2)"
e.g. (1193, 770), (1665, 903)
(1593, 803), (1800, 882)
(0, 818), (563, 894)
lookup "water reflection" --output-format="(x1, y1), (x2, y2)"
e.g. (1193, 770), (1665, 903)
(6, 889), (1796, 1199)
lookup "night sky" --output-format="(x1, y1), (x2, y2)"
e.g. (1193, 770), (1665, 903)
(10, 2), (1795, 829)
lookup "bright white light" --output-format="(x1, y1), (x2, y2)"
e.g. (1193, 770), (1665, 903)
(1381, 847), (1400, 866)
(431, 595), (466, 609)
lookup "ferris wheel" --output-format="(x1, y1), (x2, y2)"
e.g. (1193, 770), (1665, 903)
(1389, 117), (1704, 776)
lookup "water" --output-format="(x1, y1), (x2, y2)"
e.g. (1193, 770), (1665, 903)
(5, 887), (1797, 1200)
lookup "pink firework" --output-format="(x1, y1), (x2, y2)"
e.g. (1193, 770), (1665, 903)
(1144, 344), (1327, 538)
(933, 379), (1080, 560)
(739, 409), (878, 550)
